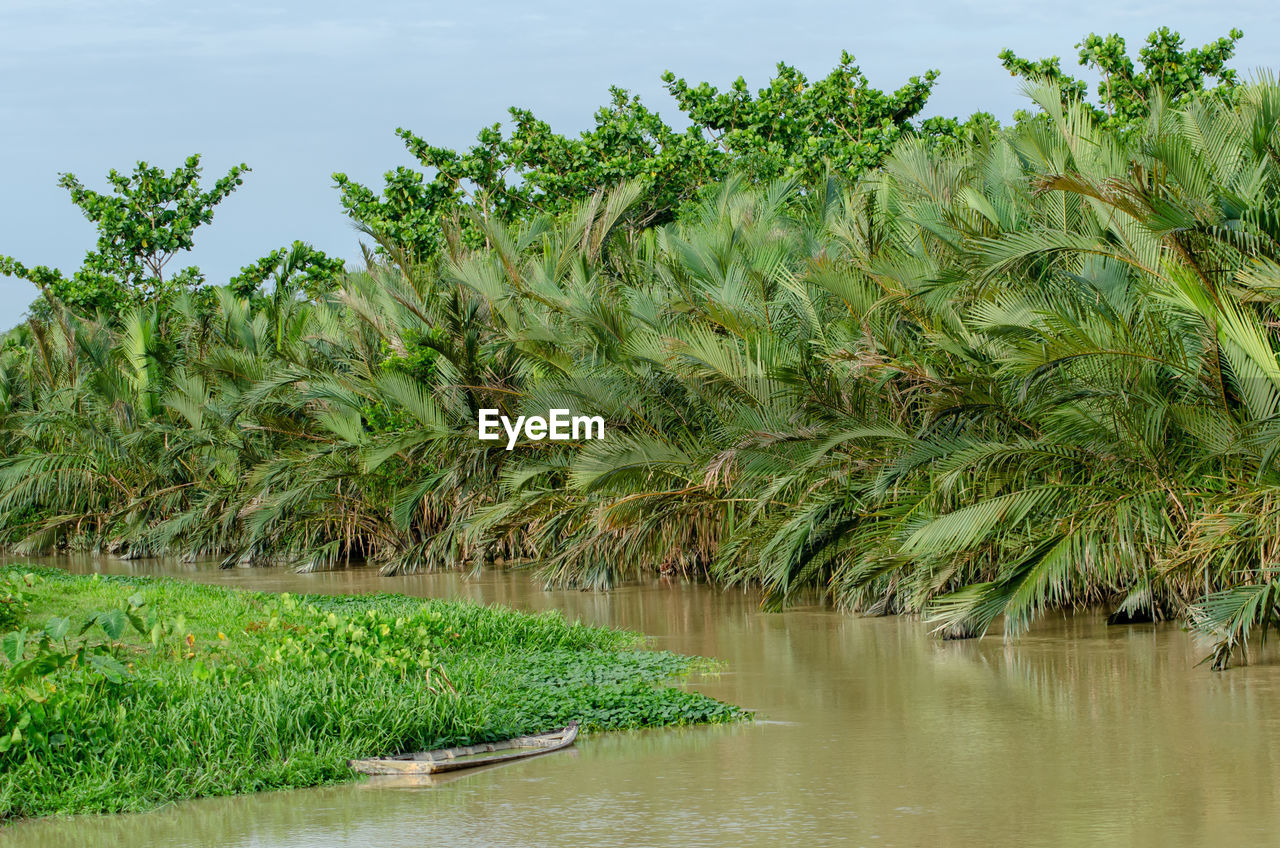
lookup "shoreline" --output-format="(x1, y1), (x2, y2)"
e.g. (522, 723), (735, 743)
(0, 566), (744, 820)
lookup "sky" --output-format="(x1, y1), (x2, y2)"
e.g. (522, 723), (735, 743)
(1, 0), (1277, 328)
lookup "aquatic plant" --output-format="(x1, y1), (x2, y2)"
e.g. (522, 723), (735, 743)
(0, 567), (741, 818)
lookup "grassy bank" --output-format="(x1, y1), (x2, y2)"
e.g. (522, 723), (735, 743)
(0, 566), (743, 819)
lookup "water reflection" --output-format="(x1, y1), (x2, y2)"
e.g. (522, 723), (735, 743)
(4, 556), (1279, 847)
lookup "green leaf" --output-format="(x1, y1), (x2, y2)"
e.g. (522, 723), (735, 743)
(97, 609), (127, 640)
(85, 654), (130, 684)
(44, 617), (71, 641)
(1, 629), (26, 665)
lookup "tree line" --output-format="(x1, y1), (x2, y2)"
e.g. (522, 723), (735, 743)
(2, 27), (1275, 663)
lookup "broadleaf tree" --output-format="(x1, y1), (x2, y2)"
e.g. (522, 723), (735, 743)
(1000, 26), (1244, 126)
(1, 155), (249, 314)
(332, 53), (959, 262)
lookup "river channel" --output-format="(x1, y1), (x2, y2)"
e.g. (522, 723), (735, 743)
(4, 556), (1280, 847)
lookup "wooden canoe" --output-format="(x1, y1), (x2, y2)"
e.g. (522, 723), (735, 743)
(348, 721), (579, 775)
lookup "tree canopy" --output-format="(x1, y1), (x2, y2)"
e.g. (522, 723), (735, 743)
(1000, 26), (1244, 126)
(1, 156), (249, 313)
(332, 53), (959, 261)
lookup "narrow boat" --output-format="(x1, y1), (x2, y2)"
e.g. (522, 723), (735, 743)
(348, 721), (580, 775)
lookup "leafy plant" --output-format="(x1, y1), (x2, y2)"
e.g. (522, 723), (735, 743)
(0, 584), (149, 756)
(0, 569), (744, 819)
(333, 51), (949, 261)
(0, 572), (36, 630)
(1, 155), (249, 313)
(1000, 26), (1243, 126)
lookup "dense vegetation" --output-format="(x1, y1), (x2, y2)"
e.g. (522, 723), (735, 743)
(0, 566), (739, 818)
(3, 28), (1280, 666)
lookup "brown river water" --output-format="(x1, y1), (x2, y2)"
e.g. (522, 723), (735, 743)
(4, 556), (1280, 847)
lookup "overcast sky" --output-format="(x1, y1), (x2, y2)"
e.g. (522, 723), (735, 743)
(1, 1), (1276, 327)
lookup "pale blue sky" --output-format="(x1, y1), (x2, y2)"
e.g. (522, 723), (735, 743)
(2, 1), (1276, 327)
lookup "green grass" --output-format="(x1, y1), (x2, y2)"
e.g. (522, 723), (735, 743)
(0, 566), (745, 820)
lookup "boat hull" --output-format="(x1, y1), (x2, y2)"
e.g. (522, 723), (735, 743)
(349, 721), (580, 775)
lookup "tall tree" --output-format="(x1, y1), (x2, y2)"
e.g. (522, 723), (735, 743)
(1000, 26), (1243, 125)
(332, 54), (947, 261)
(1, 155), (249, 313)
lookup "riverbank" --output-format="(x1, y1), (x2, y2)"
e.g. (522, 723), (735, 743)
(0, 566), (743, 820)
(10, 558), (1279, 847)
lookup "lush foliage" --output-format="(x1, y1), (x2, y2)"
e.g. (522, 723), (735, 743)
(0, 156), (250, 313)
(1000, 26), (1243, 126)
(332, 52), (989, 262)
(0, 566), (740, 818)
(1, 156), (344, 320)
(7, 29), (1280, 668)
(335, 26), (1239, 264)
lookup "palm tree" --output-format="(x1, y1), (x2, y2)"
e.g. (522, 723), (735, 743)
(7, 79), (1280, 663)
